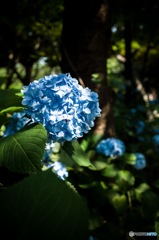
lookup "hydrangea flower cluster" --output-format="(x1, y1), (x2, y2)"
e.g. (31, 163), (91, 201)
(135, 120), (144, 134)
(153, 134), (159, 146)
(96, 138), (125, 157)
(21, 73), (101, 143)
(3, 112), (30, 137)
(133, 153), (146, 170)
(46, 161), (68, 180)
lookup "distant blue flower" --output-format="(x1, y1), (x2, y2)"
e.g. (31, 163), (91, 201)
(133, 153), (146, 170)
(96, 138), (125, 157)
(3, 112), (29, 137)
(21, 73), (101, 143)
(154, 128), (159, 134)
(136, 121), (144, 134)
(46, 161), (68, 180)
(153, 135), (159, 146)
(89, 236), (98, 240)
(130, 109), (136, 114)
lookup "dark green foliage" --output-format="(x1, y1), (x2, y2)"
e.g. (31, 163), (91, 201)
(0, 89), (22, 111)
(0, 168), (88, 240)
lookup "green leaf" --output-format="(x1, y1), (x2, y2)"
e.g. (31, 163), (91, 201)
(155, 217), (159, 240)
(60, 148), (77, 168)
(0, 106), (25, 114)
(101, 164), (120, 178)
(88, 209), (103, 230)
(0, 89), (23, 111)
(0, 123), (47, 174)
(141, 191), (159, 222)
(0, 76), (7, 87)
(122, 153), (136, 165)
(89, 161), (107, 171)
(86, 150), (96, 160)
(135, 183), (151, 202)
(115, 170), (135, 193)
(0, 169), (88, 240)
(112, 194), (128, 215)
(105, 189), (120, 203)
(62, 141), (93, 167)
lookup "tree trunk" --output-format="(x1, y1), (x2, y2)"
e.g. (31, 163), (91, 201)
(124, 19), (133, 103)
(61, 0), (115, 137)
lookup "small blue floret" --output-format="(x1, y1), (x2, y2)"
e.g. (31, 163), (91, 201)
(46, 161), (68, 180)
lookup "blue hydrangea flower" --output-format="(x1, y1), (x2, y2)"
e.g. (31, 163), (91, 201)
(130, 108), (136, 114)
(135, 121), (144, 134)
(96, 138), (125, 157)
(3, 112), (30, 137)
(153, 135), (159, 146)
(133, 153), (146, 170)
(21, 73), (101, 143)
(46, 161), (68, 180)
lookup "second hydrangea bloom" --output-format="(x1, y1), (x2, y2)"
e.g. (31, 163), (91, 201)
(96, 138), (125, 157)
(133, 153), (146, 170)
(21, 73), (101, 143)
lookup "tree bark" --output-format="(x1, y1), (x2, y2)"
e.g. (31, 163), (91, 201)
(124, 19), (133, 103)
(61, 0), (115, 137)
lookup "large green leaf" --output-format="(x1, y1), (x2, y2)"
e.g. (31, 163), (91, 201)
(135, 183), (150, 202)
(62, 140), (93, 167)
(0, 123), (47, 174)
(115, 170), (135, 193)
(101, 164), (120, 178)
(0, 169), (88, 240)
(0, 89), (23, 111)
(112, 194), (128, 215)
